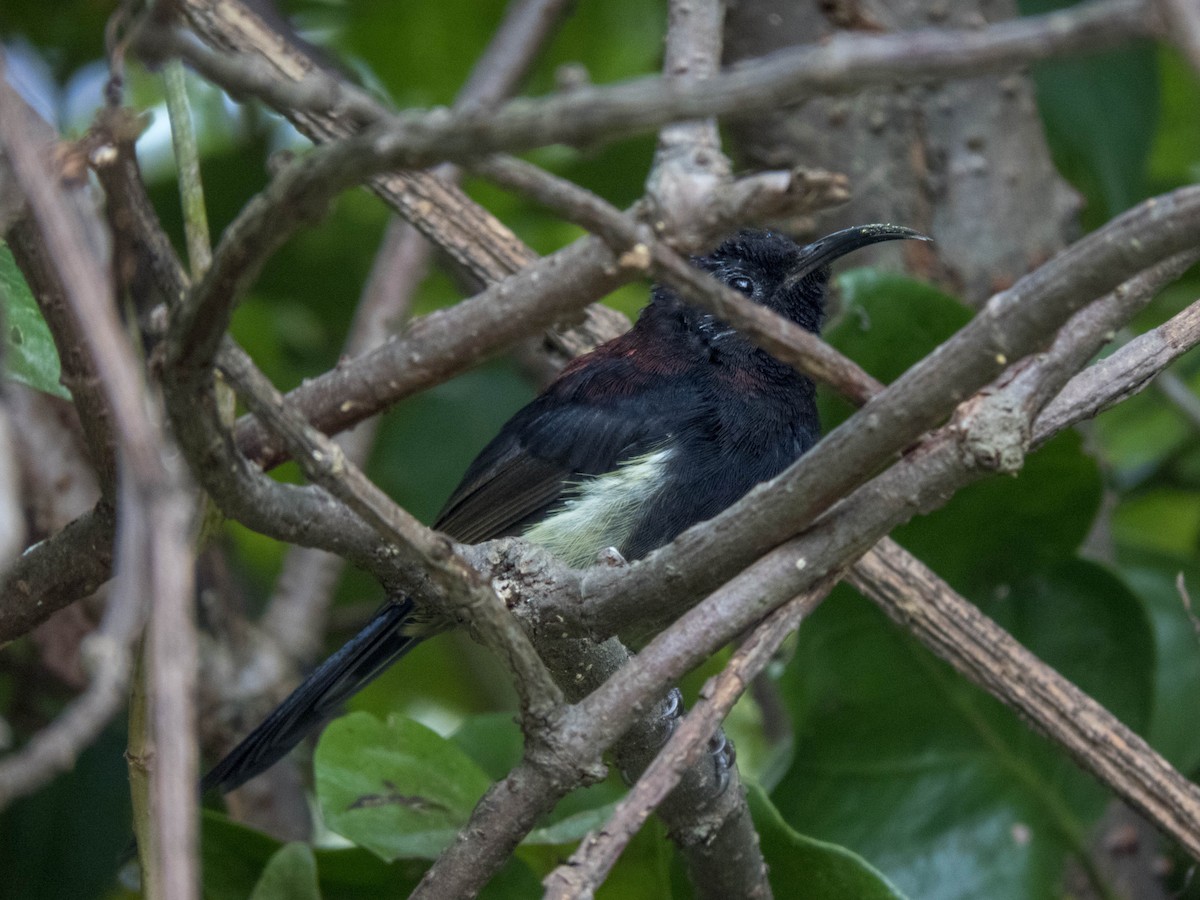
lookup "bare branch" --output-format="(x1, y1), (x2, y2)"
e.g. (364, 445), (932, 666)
(648, 0), (731, 240)
(1038, 298), (1200, 441)
(0, 502), (116, 643)
(259, 221), (426, 663)
(262, 0), (577, 666)
(471, 155), (870, 393)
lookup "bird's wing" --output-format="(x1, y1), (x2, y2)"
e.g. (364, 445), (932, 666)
(435, 350), (701, 544)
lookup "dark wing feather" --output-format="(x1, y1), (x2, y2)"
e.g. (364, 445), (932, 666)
(434, 444), (568, 543)
(434, 341), (704, 544)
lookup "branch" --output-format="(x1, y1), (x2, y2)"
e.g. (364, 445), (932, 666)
(157, 0), (535, 284)
(416, 215), (1200, 896)
(646, 0), (731, 241)
(259, 221), (426, 663)
(472, 155), (866, 396)
(0, 501), (116, 643)
(1038, 296), (1200, 441)
(3, 108), (121, 490)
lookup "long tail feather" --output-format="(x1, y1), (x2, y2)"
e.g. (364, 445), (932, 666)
(201, 597), (423, 793)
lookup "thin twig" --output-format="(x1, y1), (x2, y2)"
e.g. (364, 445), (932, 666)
(474, 154), (870, 397)
(162, 59), (211, 278)
(1037, 298), (1200, 441)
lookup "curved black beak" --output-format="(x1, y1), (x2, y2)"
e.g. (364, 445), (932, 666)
(784, 224), (930, 289)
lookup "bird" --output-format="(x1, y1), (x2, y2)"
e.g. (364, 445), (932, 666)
(201, 224), (927, 794)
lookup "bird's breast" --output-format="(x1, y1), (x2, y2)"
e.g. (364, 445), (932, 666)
(521, 447), (675, 569)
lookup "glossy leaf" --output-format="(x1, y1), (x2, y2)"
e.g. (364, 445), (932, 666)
(1021, 0), (1159, 225)
(0, 244), (69, 399)
(749, 783), (908, 899)
(1117, 547), (1200, 772)
(200, 810), (427, 900)
(249, 844), (321, 900)
(826, 267), (1103, 596)
(315, 712), (493, 861)
(893, 430), (1102, 595)
(821, 268), (971, 428)
(771, 560), (1152, 900)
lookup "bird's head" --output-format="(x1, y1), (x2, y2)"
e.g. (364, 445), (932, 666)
(690, 224), (930, 334)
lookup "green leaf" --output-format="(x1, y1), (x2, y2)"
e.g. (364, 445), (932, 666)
(822, 269), (971, 429)
(772, 560), (1153, 900)
(525, 804), (620, 847)
(449, 712), (524, 780)
(826, 268), (1102, 596)
(0, 243), (69, 399)
(200, 809), (429, 900)
(1117, 547), (1200, 772)
(1020, 0), (1159, 225)
(893, 430), (1102, 595)
(315, 712), (493, 861)
(1111, 488), (1200, 558)
(249, 844), (321, 900)
(750, 783), (909, 899)
(200, 810), (286, 900)
(1148, 48), (1200, 190)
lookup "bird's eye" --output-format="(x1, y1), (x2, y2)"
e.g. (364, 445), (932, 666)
(729, 275), (755, 296)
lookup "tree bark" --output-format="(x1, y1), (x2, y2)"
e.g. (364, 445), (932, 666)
(725, 0), (1081, 305)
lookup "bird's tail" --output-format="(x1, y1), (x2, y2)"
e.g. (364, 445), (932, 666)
(201, 597), (425, 793)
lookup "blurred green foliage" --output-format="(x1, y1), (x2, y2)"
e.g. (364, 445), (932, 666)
(1, 0), (1199, 898)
